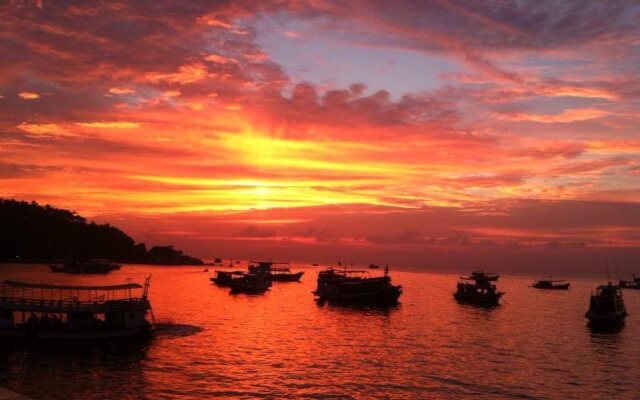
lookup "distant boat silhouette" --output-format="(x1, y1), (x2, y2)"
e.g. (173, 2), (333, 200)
(49, 260), (121, 274)
(249, 261), (304, 282)
(454, 271), (504, 306)
(532, 277), (570, 290)
(619, 274), (640, 289)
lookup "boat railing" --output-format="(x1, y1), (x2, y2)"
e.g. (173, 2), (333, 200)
(0, 295), (147, 308)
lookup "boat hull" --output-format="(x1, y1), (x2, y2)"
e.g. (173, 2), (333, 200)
(270, 271), (304, 282)
(314, 284), (402, 306)
(453, 292), (503, 306)
(585, 312), (626, 326)
(211, 271), (245, 287)
(0, 324), (152, 340)
(532, 283), (570, 290)
(228, 275), (271, 294)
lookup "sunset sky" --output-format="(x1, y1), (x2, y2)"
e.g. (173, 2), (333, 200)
(2, 1), (640, 270)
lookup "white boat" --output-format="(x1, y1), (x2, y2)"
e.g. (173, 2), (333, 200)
(0, 277), (153, 340)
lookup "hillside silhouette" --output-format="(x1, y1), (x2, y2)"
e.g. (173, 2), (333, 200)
(0, 199), (203, 265)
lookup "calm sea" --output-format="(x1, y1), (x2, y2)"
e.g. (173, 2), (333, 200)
(0, 264), (639, 399)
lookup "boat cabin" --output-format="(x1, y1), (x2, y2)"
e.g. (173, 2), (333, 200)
(0, 278), (152, 339)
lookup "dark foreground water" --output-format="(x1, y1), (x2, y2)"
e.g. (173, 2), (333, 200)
(0, 264), (639, 399)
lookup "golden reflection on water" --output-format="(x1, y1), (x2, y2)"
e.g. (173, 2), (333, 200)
(0, 264), (639, 399)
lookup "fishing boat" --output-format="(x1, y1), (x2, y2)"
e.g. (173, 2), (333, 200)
(229, 262), (271, 294)
(0, 277), (153, 340)
(532, 277), (570, 290)
(210, 270), (245, 287)
(313, 267), (402, 306)
(454, 271), (504, 306)
(249, 261), (304, 282)
(49, 259), (121, 274)
(585, 283), (627, 325)
(368, 264), (380, 269)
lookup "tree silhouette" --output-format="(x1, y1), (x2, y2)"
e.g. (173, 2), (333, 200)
(0, 199), (202, 265)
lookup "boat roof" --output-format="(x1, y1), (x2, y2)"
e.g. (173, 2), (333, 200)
(3, 280), (142, 291)
(327, 268), (368, 274)
(596, 283), (620, 289)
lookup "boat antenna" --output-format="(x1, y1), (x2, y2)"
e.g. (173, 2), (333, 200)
(384, 264), (389, 277)
(143, 274), (152, 298)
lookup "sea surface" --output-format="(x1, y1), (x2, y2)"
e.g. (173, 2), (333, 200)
(0, 264), (639, 400)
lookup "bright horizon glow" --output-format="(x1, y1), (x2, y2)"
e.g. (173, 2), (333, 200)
(2, 1), (640, 268)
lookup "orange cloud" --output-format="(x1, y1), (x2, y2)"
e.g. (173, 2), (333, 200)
(18, 92), (40, 99)
(498, 108), (609, 123)
(108, 87), (136, 95)
(76, 121), (140, 129)
(145, 64), (209, 85)
(16, 123), (72, 136)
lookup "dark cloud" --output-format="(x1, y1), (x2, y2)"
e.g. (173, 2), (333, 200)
(367, 230), (431, 244)
(297, 226), (337, 242)
(0, 162), (60, 179)
(239, 225), (277, 238)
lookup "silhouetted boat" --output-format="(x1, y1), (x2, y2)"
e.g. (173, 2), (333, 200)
(249, 261), (304, 282)
(619, 275), (640, 289)
(270, 267), (304, 281)
(49, 260), (121, 274)
(454, 271), (504, 306)
(368, 264), (380, 269)
(210, 270), (245, 287)
(313, 267), (402, 306)
(214, 258), (223, 264)
(532, 277), (570, 290)
(229, 262), (271, 294)
(585, 283), (627, 325)
(0, 277), (153, 339)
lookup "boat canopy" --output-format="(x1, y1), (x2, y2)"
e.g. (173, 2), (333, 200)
(3, 280), (142, 291)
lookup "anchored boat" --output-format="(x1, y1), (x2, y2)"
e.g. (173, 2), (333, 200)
(249, 261), (304, 282)
(585, 283), (627, 326)
(0, 277), (153, 339)
(454, 271), (504, 306)
(532, 277), (570, 290)
(49, 260), (121, 274)
(210, 270), (245, 287)
(313, 267), (402, 306)
(619, 275), (640, 289)
(229, 262), (271, 294)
